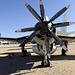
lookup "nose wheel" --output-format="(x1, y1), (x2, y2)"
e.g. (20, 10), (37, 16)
(41, 59), (50, 67)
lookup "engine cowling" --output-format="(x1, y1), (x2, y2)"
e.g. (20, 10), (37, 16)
(32, 45), (57, 55)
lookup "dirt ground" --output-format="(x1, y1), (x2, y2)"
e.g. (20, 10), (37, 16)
(0, 43), (75, 75)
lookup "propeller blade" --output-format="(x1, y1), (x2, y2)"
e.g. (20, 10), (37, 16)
(15, 27), (34, 32)
(40, 0), (45, 21)
(53, 22), (75, 27)
(25, 2), (42, 22)
(49, 29), (68, 51)
(48, 5), (70, 23)
(19, 30), (40, 47)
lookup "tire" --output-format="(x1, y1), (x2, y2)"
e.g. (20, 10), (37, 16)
(62, 49), (66, 55)
(23, 50), (27, 56)
(41, 59), (50, 67)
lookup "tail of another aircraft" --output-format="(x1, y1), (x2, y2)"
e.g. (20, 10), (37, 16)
(59, 12), (75, 36)
(0, 33), (1, 37)
(61, 12), (68, 35)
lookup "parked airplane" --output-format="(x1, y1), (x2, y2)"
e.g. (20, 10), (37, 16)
(0, 0), (75, 67)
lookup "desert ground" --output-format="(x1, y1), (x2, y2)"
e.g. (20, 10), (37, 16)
(0, 43), (75, 75)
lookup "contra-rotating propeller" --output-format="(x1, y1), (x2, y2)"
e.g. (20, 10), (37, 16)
(15, 0), (75, 51)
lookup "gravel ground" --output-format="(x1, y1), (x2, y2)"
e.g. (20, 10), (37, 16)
(0, 43), (75, 75)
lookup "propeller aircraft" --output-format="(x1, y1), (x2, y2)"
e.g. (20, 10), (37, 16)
(0, 0), (75, 67)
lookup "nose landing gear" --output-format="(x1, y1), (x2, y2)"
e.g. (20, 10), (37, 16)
(41, 59), (50, 67)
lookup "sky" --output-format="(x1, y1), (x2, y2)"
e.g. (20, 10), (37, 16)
(0, 0), (75, 38)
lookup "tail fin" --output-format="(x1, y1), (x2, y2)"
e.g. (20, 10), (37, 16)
(61, 12), (68, 33)
(0, 33), (1, 37)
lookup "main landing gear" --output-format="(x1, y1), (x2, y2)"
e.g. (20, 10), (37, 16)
(62, 41), (68, 55)
(22, 45), (27, 56)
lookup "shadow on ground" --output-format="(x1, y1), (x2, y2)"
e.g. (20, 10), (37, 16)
(0, 52), (75, 75)
(0, 52), (43, 75)
(51, 55), (75, 60)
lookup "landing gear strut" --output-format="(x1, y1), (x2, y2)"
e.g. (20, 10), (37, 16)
(62, 41), (68, 55)
(41, 34), (51, 67)
(22, 45), (27, 56)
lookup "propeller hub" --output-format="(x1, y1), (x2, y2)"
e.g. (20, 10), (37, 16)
(34, 21), (53, 33)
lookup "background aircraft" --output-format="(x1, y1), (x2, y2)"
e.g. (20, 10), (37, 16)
(0, 0), (75, 67)
(57, 12), (75, 36)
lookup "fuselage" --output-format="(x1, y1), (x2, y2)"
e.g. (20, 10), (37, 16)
(33, 16), (56, 45)
(31, 16), (57, 55)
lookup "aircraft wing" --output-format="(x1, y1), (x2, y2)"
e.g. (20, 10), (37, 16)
(0, 36), (28, 43)
(58, 35), (75, 41)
